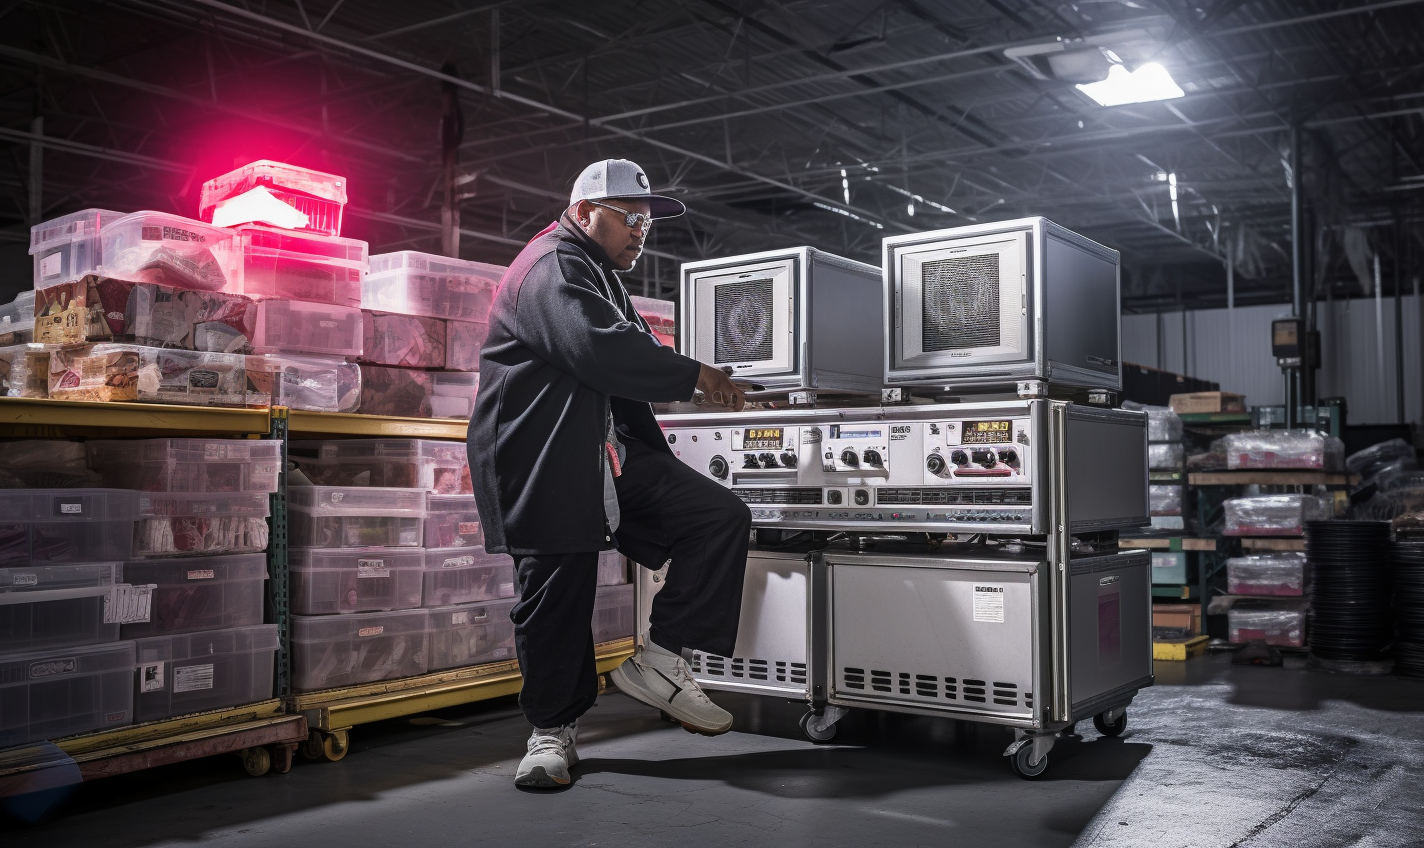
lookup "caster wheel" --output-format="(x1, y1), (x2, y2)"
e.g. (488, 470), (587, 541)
(240, 746), (271, 777)
(799, 712), (838, 743)
(658, 710), (681, 724)
(302, 730), (349, 762)
(1093, 711), (1127, 738)
(270, 743), (295, 774)
(1010, 744), (1049, 779)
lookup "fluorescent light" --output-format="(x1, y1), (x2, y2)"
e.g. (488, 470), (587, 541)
(1076, 62), (1184, 106)
(907, 203), (915, 216)
(813, 201), (883, 229)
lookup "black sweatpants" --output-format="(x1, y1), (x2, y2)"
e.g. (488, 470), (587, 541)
(510, 437), (751, 728)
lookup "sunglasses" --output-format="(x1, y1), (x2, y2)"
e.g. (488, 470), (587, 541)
(589, 200), (653, 234)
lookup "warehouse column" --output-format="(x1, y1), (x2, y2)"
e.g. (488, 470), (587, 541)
(29, 77), (42, 226)
(1287, 124), (1303, 428)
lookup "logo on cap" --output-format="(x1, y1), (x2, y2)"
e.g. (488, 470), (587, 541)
(636, 171), (649, 189)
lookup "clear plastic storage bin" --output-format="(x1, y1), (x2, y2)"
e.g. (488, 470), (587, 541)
(0, 489), (139, 565)
(120, 554), (267, 638)
(361, 311), (446, 368)
(1149, 484), (1183, 516)
(0, 344), (50, 398)
(291, 547), (424, 614)
(444, 320), (488, 371)
(287, 485), (426, 548)
(251, 299), (363, 356)
(1224, 430), (1345, 471)
(1151, 551), (1186, 584)
(306, 439), (471, 494)
(291, 609), (428, 691)
(421, 547), (515, 608)
(1226, 553), (1310, 597)
(87, 438), (281, 494)
(134, 491), (271, 558)
(0, 563), (121, 651)
(245, 353), (361, 413)
(597, 550), (628, 586)
(200, 160), (347, 237)
(98, 212), (236, 291)
(362, 251), (502, 321)
(226, 226), (367, 307)
(423, 495), (482, 547)
(35, 278), (253, 350)
(0, 641), (135, 746)
(1228, 607), (1307, 647)
(1223, 495), (1330, 536)
(48, 344), (247, 406)
(133, 623), (278, 722)
(593, 583), (635, 644)
(430, 372), (478, 420)
(428, 598), (515, 671)
(30, 208), (124, 289)
(0, 291), (35, 345)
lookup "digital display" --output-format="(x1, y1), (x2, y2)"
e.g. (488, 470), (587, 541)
(742, 428), (784, 450)
(961, 420), (1012, 444)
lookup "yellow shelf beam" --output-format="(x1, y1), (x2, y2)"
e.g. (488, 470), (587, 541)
(288, 409), (468, 440)
(296, 639), (635, 731)
(1189, 470), (1356, 486)
(0, 396), (271, 436)
(53, 699), (288, 757)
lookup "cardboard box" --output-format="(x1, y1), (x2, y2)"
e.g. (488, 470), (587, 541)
(1169, 391), (1245, 414)
(34, 275), (255, 351)
(1151, 602), (1202, 637)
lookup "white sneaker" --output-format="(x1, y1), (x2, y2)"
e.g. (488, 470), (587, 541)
(514, 723), (579, 787)
(609, 642), (733, 736)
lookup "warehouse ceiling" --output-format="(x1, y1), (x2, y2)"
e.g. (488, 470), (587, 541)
(0, 0), (1421, 310)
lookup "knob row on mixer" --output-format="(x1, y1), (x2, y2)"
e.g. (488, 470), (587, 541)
(926, 448), (1020, 474)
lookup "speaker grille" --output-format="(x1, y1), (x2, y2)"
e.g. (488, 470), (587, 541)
(714, 278), (775, 363)
(922, 255), (1000, 352)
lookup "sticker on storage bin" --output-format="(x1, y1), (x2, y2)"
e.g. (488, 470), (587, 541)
(140, 662), (166, 693)
(11, 572), (37, 586)
(442, 554), (475, 569)
(186, 569), (216, 581)
(972, 585), (1005, 623)
(358, 625), (384, 637)
(451, 611), (470, 625)
(56, 499), (84, 516)
(29, 657), (77, 679)
(174, 663), (215, 693)
(104, 584), (154, 624)
(357, 559), (389, 578)
(458, 522), (480, 534)
(40, 253), (62, 278)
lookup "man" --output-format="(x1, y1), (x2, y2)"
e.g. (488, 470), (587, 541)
(469, 158), (752, 789)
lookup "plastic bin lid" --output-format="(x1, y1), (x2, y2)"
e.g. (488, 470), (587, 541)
(287, 485), (427, 515)
(428, 597), (515, 623)
(101, 210), (231, 244)
(121, 553), (268, 583)
(134, 622), (279, 662)
(87, 438), (281, 465)
(137, 491), (271, 518)
(232, 225), (368, 265)
(426, 494), (479, 513)
(308, 438), (468, 461)
(291, 608), (429, 638)
(289, 547), (425, 569)
(0, 641), (136, 684)
(30, 209), (124, 253)
(367, 250), (505, 279)
(422, 547), (507, 570)
(0, 489), (141, 522)
(0, 564), (121, 605)
(201, 160), (348, 208)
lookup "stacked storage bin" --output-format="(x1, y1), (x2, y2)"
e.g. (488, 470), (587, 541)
(360, 251), (503, 418)
(1142, 405), (1186, 533)
(594, 550), (635, 645)
(86, 438), (278, 722)
(0, 490), (141, 745)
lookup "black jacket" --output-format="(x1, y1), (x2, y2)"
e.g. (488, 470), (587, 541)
(469, 218), (702, 555)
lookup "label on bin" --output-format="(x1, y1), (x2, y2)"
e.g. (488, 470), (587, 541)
(40, 253), (62, 278)
(357, 559), (389, 578)
(358, 625), (384, 637)
(442, 555), (475, 569)
(451, 611), (470, 625)
(174, 663), (215, 693)
(57, 500), (84, 515)
(140, 662), (166, 692)
(29, 657), (77, 678)
(104, 584), (154, 624)
(186, 569), (216, 580)
(11, 572), (37, 586)
(458, 522), (481, 534)
(972, 585), (1005, 623)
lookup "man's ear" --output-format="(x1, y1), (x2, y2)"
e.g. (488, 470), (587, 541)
(572, 200), (594, 228)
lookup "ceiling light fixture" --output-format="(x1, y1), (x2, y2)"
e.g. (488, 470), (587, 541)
(1077, 62), (1184, 107)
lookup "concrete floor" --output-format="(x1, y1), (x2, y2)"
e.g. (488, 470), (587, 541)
(3, 655), (1423, 847)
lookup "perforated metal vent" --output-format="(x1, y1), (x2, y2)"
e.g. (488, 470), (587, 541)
(714, 278), (775, 363)
(735, 488), (823, 505)
(838, 667), (1025, 708)
(921, 254), (1000, 352)
(694, 653), (805, 686)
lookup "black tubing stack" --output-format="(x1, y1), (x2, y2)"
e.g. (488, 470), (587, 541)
(1306, 521), (1394, 663)
(1394, 541), (1424, 679)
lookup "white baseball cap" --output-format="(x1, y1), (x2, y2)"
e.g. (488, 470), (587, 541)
(569, 158), (686, 219)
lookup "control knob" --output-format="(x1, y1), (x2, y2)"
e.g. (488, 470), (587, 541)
(999, 449), (1019, 466)
(758, 452), (778, 469)
(862, 449), (883, 468)
(853, 489), (870, 505)
(708, 456), (729, 480)
(926, 454), (947, 476)
(742, 454), (760, 469)
(950, 450), (969, 466)
(971, 449), (997, 467)
(840, 449), (860, 468)
(779, 451), (798, 468)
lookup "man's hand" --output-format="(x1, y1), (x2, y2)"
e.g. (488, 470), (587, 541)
(696, 363), (747, 412)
